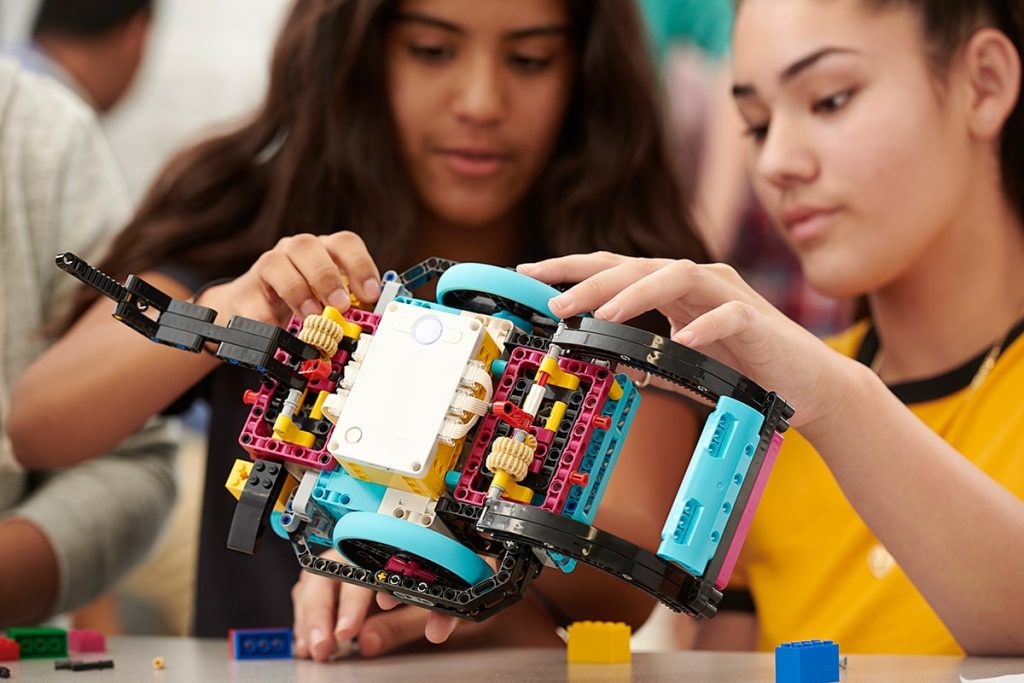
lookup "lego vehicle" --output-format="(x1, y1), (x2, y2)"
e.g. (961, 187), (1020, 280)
(57, 253), (793, 622)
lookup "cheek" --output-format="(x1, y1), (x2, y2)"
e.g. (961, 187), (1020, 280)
(511, 76), (572, 165)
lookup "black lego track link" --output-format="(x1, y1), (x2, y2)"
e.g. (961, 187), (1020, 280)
(476, 499), (721, 619)
(289, 535), (542, 621)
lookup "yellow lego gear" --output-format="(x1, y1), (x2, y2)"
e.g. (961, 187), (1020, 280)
(486, 435), (537, 481)
(298, 312), (346, 358)
(566, 621), (632, 664)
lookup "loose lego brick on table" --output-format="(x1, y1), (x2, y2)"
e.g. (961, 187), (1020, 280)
(67, 628), (105, 653)
(5, 627), (66, 659)
(0, 637), (17, 661)
(775, 640), (841, 683)
(229, 628), (293, 660)
(566, 621), (631, 664)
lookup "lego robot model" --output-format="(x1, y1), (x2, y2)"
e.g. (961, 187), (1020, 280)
(57, 253), (793, 622)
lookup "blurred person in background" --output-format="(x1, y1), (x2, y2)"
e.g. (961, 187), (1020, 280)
(8, 0), (153, 113)
(0, 58), (177, 628)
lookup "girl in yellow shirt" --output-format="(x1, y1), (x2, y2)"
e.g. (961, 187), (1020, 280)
(522, 0), (1024, 656)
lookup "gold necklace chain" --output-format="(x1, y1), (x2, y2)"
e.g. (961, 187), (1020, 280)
(869, 339), (1005, 392)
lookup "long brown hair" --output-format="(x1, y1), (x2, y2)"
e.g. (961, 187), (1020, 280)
(66, 0), (706, 324)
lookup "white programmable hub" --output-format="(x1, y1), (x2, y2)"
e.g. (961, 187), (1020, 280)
(328, 301), (485, 477)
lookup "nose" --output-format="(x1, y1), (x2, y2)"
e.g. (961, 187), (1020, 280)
(755, 117), (819, 191)
(451, 55), (505, 126)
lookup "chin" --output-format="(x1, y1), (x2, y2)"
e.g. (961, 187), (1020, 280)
(799, 258), (873, 300)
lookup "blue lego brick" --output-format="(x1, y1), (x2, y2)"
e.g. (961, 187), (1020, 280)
(548, 375), (639, 573)
(656, 396), (764, 577)
(230, 628), (293, 660)
(393, 296), (462, 315)
(311, 469), (387, 518)
(570, 375), (639, 525)
(775, 640), (840, 683)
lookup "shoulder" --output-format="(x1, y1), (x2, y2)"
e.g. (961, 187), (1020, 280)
(0, 58), (99, 159)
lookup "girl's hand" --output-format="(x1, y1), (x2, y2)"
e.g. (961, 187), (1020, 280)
(519, 252), (858, 431)
(202, 231), (383, 326)
(291, 550), (459, 661)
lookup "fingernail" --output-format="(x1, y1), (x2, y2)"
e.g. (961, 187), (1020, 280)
(438, 619), (458, 642)
(550, 294), (572, 314)
(677, 330), (696, 346)
(300, 300), (321, 318)
(517, 263), (535, 272)
(362, 279), (381, 301)
(311, 626), (327, 648)
(361, 631), (382, 657)
(597, 300), (621, 321)
(335, 614), (355, 638)
(327, 288), (350, 310)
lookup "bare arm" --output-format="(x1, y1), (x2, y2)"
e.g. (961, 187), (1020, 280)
(8, 271), (220, 467)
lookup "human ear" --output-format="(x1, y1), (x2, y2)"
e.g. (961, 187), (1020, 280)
(963, 27), (1022, 141)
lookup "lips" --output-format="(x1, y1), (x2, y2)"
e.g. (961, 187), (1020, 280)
(781, 205), (840, 244)
(435, 147), (510, 179)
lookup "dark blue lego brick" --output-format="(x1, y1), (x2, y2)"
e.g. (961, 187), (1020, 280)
(230, 628), (293, 660)
(775, 640), (840, 683)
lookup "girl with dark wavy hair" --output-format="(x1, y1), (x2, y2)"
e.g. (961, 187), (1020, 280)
(525, 0), (1024, 655)
(11, 0), (708, 658)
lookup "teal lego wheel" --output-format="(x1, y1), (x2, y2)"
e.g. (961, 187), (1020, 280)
(333, 511), (494, 587)
(436, 263), (563, 334)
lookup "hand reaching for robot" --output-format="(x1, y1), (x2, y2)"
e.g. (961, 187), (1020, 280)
(292, 549), (460, 661)
(201, 231), (384, 327)
(519, 252), (857, 433)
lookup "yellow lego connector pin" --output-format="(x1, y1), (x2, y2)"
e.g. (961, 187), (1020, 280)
(566, 621), (631, 664)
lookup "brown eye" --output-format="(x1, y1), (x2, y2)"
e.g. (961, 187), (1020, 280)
(506, 53), (552, 73)
(813, 89), (854, 114)
(409, 44), (454, 62)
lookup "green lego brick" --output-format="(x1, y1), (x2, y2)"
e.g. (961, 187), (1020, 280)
(5, 627), (67, 659)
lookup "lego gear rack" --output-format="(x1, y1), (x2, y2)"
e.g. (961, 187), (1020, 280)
(57, 252), (793, 622)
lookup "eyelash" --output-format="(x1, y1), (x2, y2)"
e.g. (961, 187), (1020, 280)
(742, 89), (857, 143)
(812, 89), (856, 114)
(408, 44), (552, 73)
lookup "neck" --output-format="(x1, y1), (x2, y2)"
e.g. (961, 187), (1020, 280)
(36, 37), (111, 112)
(410, 211), (526, 269)
(868, 192), (1024, 383)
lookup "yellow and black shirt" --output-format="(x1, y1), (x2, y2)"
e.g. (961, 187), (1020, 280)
(731, 318), (1024, 654)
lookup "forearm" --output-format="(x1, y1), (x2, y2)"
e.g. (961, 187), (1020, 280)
(15, 419), (178, 614)
(803, 362), (1024, 654)
(0, 518), (59, 627)
(9, 274), (219, 468)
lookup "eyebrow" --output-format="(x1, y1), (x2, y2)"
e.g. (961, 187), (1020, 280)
(393, 13), (570, 39)
(732, 47), (861, 98)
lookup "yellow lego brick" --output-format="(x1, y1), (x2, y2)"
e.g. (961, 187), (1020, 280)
(226, 459), (297, 512)
(539, 356), (581, 391)
(276, 472), (298, 513)
(545, 401), (567, 432)
(322, 304), (363, 339)
(608, 377), (624, 401)
(309, 390), (330, 421)
(566, 621), (632, 664)
(492, 470), (533, 504)
(224, 459), (252, 501)
(272, 414), (316, 448)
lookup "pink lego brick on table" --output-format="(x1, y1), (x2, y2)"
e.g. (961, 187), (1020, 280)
(68, 628), (106, 653)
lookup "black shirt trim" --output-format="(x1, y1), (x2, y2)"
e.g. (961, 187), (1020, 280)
(855, 317), (1024, 405)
